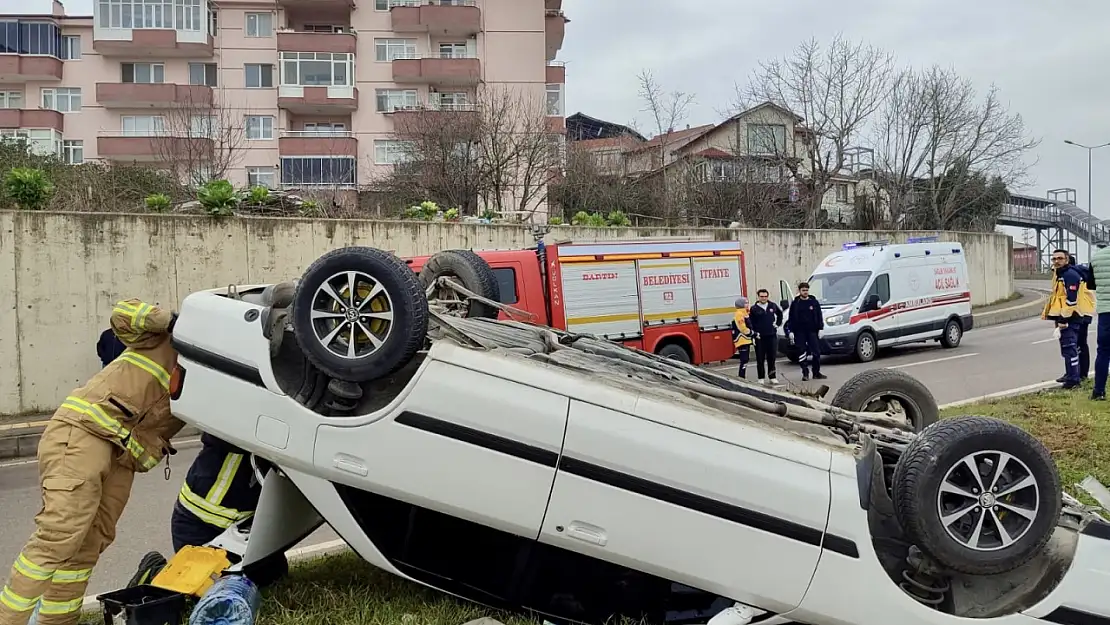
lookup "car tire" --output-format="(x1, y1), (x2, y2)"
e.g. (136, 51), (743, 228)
(657, 343), (692, 363)
(891, 416), (1061, 575)
(830, 368), (939, 431)
(854, 331), (878, 363)
(940, 318), (963, 348)
(292, 246), (428, 383)
(418, 249), (501, 319)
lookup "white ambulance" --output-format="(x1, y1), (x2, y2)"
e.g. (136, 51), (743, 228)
(779, 237), (973, 363)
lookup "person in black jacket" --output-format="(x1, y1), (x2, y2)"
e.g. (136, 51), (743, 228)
(785, 282), (827, 381)
(747, 288), (784, 385)
(96, 328), (126, 367)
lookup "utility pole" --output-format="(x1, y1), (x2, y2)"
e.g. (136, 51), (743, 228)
(1064, 139), (1110, 259)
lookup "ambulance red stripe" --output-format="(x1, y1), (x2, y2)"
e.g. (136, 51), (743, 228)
(848, 291), (972, 325)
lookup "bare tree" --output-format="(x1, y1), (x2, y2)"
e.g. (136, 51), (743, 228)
(870, 65), (1039, 228)
(152, 90), (248, 185)
(637, 70), (694, 223)
(738, 35), (895, 227)
(387, 99), (484, 214)
(549, 141), (662, 221)
(672, 158), (803, 228)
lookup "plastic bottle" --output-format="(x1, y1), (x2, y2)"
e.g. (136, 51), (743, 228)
(187, 574), (260, 625)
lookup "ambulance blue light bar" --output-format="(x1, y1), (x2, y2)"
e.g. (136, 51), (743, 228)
(842, 239), (890, 250)
(907, 235), (939, 243)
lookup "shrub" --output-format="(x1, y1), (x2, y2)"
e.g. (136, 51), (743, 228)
(3, 167), (54, 210)
(247, 186), (271, 205)
(606, 210), (631, 227)
(444, 207), (460, 221)
(547, 216), (564, 225)
(144, 193), (172, 212)
(196, 179), (240, 217)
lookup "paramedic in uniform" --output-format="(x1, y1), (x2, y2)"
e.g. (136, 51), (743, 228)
(747, 289), (784, 385)
(0, 300), (181, 625)
(785, 282), (827, 381)
(1044, 249), (1095, 390)
(730, 298), (754, 378)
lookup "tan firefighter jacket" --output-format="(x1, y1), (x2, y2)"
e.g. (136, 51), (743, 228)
(53, 299), (184, 472)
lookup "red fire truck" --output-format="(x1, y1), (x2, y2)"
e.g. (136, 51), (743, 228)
(409, 239), (748, 365)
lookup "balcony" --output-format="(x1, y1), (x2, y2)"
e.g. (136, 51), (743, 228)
(93, 29), (214, 58)
(392, 57), (480, 86)
(278, 86), (359, 114)
(390, 102), (478, 130)
(276, 30), (357, 54)
(0, 55), (64, 82)
(546, 61), (565, 84)
(97, 132), (212, 162)
(279, 130), (357, 157)
(390, 1), (480, 37)
(0, 109), (64, 132)
(96, 83), (213, 109)
(545, 10), (567, 61)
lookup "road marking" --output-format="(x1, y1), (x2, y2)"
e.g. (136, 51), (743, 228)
(888, 353), (978, 369)
(938, 373), (1091, 409)
(1031, 337), (1057, 345)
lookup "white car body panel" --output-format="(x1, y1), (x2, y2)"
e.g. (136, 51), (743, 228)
(171, 287), (1110, 625)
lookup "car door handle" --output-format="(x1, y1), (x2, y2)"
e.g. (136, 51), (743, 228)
(564, 521), (607, 547)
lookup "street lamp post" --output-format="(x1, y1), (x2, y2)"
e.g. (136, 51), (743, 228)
(1064, 139), (1110, 259)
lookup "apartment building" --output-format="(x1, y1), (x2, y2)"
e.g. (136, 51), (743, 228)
(0, 0), (568, 197)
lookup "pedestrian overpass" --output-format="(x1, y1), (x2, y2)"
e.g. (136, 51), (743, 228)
(999, 188), (1107, 269)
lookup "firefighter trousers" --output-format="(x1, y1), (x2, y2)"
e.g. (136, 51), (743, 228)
(0, 421), (134, 625)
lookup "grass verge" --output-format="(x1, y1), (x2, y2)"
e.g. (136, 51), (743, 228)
(941, 381), (1110, 493)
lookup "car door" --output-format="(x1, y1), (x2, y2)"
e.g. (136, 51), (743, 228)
(863, 272), (896, 345)
(538, 398), (834, 615)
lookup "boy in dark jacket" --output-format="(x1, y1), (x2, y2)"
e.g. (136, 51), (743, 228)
(747, 288), (784, 385)
(785, 282), (827, 381)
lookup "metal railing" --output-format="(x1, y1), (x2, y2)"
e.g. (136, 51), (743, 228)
(387, 101), (477, 112)
(386, 0), (477, 6)
(387, 51), (478, 60)
(280, 129), (354, 138)
(999, 201), (1110, 244)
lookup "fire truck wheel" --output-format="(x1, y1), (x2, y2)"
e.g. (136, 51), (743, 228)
(419, 250), (501, 319)
(657, 343), (692, 364)
(292, 246), (428, 383)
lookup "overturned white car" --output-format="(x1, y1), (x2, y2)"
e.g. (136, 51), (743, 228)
(169, 246), (1110, 625)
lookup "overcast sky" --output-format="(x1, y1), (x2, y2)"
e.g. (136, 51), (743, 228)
(6, 0), (1110, 240)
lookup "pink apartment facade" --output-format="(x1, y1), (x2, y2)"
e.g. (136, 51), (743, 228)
(0, 0), (568, 193)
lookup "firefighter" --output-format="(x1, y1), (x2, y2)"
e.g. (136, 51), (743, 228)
(730, 297), (754, 378)
(0, 300), (181, 625)
(1044, 249), (1095, 389)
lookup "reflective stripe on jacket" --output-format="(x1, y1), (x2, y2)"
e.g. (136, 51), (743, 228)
(53, 299), (184, 473)
(177, 434), (258, 529)
(1043, 266), (1095, 323)
(730, 309), (753, 348)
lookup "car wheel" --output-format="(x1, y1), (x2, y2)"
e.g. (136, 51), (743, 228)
(829, 368), (938, 432)
(657, 343), (691, 363)
(292, 246), (428, 382)
(418, 249), (501, 319)
(855, 331), (877, 363)
(891, 416), (1061, 575)
(940, 319), (963, 348)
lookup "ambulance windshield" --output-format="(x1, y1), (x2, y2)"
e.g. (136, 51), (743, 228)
(808, 271), (872, 306)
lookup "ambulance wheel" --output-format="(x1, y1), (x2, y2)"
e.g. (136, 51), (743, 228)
(854, 331), (878, 363)
(941, 318), (963, 348)
(892, 416), (1061, 575)
(830, 368), (938, 431)
(293, 246), (428, 382)
(657, 343), (692, 364)
(418, 249), (501, 319)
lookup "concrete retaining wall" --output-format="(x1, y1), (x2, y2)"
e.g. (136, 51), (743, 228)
(0, 210), (1014, 415)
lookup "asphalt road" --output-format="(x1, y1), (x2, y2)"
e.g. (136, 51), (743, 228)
(0, 312), (1077, 597)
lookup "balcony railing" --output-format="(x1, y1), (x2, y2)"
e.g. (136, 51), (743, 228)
(281, 129), (353, 137)
(386, 0), (476, 6)
(388, 101), (477, 112)
(391, 55), (480, 85)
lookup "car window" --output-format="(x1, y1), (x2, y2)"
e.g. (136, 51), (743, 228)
(868, 273), (890, 302)
(493, 267), (518, 304)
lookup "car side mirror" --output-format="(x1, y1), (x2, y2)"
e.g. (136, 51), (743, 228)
(779, 299), (789, 310)
(863, 294), (881, 312)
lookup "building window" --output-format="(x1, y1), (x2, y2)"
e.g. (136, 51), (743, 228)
(375, 89), (417, 112)
(0, 92), (23, 109)
(374, 38), (416, 62)
(280, 157), (356, 186)
(428, 92), (469, 110)
(96, 0), (203, 31)
(121, 115), (165, 136)
(835, 183), (849, 203)
(63, 140), (83, 164)
(188, 62), (217, 86)
(303, 24), (345, 33)
(746, 124), (786, 156)
(547, 133), (566, 166)
(122, 62), (165, 84)
(0, 128), (61, 156)
(438, 42), (466, 58)
(247, 167), (276, 188)
(209, 8), (218, 35)
(0, 20), (63, 57)
(42, 88), (81, 113)
(374, 139), (413, 165)
(245, 64), (274, 88)
(280, 52), (352, 87)
(244, 12), (272, 37)
(302, 122), (346, 136)
(189, 115), (217, 138)
(546, 83), (564, 117)
(245, 115), (274, 140)
(61, 35), (81, 60)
